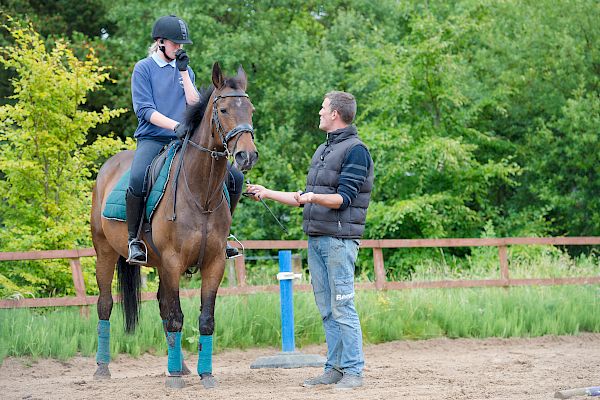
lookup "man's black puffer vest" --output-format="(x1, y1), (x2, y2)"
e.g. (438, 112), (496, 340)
(302, 125), (374, 239)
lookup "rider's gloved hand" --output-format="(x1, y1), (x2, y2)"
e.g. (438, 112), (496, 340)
(175, 49), (189, 71)
(174, 123), (188, 139)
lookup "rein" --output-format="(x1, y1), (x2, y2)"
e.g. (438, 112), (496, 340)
(242, 179), (289, 234)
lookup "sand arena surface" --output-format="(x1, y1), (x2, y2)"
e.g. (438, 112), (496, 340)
(1, 334), (599, 400)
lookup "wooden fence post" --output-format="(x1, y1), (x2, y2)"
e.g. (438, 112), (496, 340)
(227, 259), (237, 287)
(373, 247), (386, 290)
(69, 258), (89, 317)
(291, 253), (302, 274)
(235, 254), (247, 287)
(498, 245), (509, 284)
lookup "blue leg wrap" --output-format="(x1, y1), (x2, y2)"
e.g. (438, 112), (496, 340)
(166, 331), (183, 374)
(163, 320), (185, 362)
(96, 320), (110, 364)
(197, 335), (213, 375)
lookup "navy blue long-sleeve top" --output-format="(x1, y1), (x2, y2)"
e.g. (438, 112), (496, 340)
(337, 144), (372, 210)
(131, 52), (197, 138)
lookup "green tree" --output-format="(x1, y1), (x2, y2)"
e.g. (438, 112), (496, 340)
(465, 0), (600, 236)
(1, 0), (599, 289)
(528, 90), (600, 237)
(345, 9), (519, 241)
(0, 16), (129, 297)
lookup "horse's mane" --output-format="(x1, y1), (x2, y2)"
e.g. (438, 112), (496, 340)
(183, 85), (214, 133)
(183, 75), (246, 134)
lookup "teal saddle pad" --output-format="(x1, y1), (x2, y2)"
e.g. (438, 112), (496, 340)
(101, 144), (178, 222)
(101, 144), (230, 222)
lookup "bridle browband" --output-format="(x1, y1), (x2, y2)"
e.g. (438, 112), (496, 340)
(186, 90), (254, 159)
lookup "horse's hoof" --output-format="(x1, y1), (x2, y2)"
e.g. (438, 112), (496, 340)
(165, 375), (186, 389)
(200, 373), (217, 389)
(181, 360), (191, 375)
(93, 363), (111, 380)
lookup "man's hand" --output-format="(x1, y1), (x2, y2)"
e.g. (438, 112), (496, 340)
(295, 191), (316, 205)
(175, 49), (189, 71)
(173, 123), (187, 138)
(246, 184), (269, 201)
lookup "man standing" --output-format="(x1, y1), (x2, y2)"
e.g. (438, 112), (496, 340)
(247, 91), (374, 390)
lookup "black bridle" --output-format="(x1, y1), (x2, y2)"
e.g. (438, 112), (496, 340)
(187, 91), (255, 159)
(170, 90), (255, 221)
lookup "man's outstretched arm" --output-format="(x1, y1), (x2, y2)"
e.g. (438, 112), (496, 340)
(246, 184), (301, 207)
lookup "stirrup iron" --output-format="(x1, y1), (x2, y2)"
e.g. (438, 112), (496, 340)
(126, 239), (148, 265)
(226, 234), (244, 259)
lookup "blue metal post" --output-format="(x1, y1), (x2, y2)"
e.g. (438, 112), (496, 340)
(279, 250), (295, 352)
(249, 250), (325, 368)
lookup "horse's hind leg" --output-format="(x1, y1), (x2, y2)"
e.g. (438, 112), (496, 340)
(93, 239), (119, 380)
(197, 260), (225, 389)
(158, 280), (191, 375)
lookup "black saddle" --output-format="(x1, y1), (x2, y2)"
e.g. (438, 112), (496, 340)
(144, 141), (179, 195)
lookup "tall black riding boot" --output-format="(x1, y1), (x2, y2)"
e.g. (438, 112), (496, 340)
(126, 188), (147, 265)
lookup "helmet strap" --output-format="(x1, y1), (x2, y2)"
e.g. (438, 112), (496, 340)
(159, 39), (174, 62)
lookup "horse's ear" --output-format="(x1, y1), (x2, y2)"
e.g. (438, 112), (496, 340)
(236, 65), (247, 91)
(212, 62), (224, 89)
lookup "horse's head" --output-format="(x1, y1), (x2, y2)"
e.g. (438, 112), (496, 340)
(211, 62), (258, 172)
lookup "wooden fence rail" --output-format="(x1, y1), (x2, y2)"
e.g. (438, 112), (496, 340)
(1, 237), (600, 309)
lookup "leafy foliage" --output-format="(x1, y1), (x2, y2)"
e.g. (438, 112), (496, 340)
(0, 0), (599, 295)
(0, 16), (130, 297)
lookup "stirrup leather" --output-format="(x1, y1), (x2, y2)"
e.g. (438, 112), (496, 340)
(126, 239), (148, 265)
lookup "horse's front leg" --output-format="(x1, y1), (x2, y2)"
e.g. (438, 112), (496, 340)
(158, 267), (186, 389)
(158, 280), (191, 375)
(93, 244), (119, 380)
(198, 257), (225, 389)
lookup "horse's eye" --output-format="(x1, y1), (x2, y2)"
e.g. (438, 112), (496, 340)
(220, 108), (227, 114)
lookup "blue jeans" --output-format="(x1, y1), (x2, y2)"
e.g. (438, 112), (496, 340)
(308, 235), (364, 376)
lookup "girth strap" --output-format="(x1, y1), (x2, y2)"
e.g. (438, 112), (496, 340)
(169, 135), (190, 221)
(142, 221), (162, 260)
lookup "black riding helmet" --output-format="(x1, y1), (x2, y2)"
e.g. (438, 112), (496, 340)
(151, 15), (192, 44)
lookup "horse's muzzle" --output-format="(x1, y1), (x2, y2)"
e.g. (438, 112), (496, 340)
(234, 150), (259, 172)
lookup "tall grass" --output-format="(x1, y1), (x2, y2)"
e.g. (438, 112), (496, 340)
(1, 285), (599, 364)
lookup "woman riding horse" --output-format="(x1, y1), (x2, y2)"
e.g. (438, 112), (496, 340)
(127, 15), (243, 265)
(91, 61), (258, 389)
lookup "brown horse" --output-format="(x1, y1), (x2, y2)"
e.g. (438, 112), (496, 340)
(90, 62), (258, 389)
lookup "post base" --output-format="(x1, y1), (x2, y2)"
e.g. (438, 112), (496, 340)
(250, 351), (325, 369)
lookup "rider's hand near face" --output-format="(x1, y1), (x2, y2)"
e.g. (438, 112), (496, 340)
(175, 49), (189, 71)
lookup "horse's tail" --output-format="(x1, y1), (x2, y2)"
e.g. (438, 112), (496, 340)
(116, 256), (141, 333)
